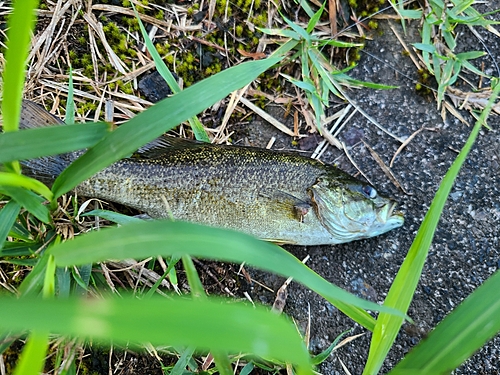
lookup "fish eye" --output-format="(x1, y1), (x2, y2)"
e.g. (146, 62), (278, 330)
(362, 185), (378, 199)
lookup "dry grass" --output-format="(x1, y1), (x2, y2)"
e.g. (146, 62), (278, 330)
(3, 0), (494, 160)
(21, 0), (376, 142)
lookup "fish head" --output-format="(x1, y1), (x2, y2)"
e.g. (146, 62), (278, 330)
(310, 175), (404, 243)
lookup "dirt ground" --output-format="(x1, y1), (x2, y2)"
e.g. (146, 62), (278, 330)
(232, 7), (500, 375)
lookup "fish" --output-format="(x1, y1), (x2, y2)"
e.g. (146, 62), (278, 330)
(16, 100), (404, 246)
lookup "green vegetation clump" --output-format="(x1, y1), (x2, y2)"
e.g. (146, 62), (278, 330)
(415, 68), (433, 96)
(350, 0), (386, 28)
(350, 0), (385, 13)
(46, 0), (273, 93)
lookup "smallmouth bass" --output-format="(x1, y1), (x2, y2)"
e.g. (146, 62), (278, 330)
(17, 100), (404, 246)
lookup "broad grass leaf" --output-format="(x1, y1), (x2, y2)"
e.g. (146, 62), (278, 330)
(1, 0), (39, 174)
(0, 200), (21, 250)
(0, 294), (313, 373)
(388, 270), (500, 374)
(0, 173), (53, 201)
(0, 123), (109, 164)
(0, 187), (50, 223)
(12, 331), (49, 375)
(1, 0), (39, 132)
(47, 220), (406, 327)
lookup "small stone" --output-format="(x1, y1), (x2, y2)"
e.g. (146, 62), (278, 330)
(138, 71), (176, 103)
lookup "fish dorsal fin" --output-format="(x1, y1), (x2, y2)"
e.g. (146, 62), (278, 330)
(18, 100), (64, 129)
(136, 135), (209, 159)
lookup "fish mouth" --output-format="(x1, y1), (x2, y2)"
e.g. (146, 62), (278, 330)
(385, 201), (405, 226)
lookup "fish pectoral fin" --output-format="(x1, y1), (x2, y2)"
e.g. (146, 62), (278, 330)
(136, 135), (206, 159)
(259, 190), (312, 223)
(293, 202), (312, 222)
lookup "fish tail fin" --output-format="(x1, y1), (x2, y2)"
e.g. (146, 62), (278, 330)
(18, 99), (65, 129)
(14, 100), (72, 184)
(21, 155), (70, 185)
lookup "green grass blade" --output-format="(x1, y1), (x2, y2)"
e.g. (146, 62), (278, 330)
(0, 200), (21, 250)
(74, 264), (92, 295)
(455, 50), (486, 60)
(461, 59), (489, 76)
(306, 2), (326, 33)
(81, 209), (142, 225)
(182, 255), (205, 298)
(449, 0), (475, 15)
(18, 252), (50, 297)
(298, 0), (315, 18)
(258, 28), (300, 40)
(442, 29), (457, 51)
(51, 57), (282, 198)
(131, 3), (209, 142)
(56, 267), (71, 298)
(1, 0), (39, 174)
(12, 331), (49, 375)
(362, 80), (500, 375)
(1, 0), (38, 132)
(432, 52), (443, 76)
(281, 74), (317, 93)
(0, 172), (53, 201)
(311, 328), (353, 365)
(145, 257), (179, 298)
(241, 362), (254, 375)
(269, 39), (299, 58)
(0, 187), (50, 223)
(212, 352), (233, 375)
(309, 49), (398, 93)
(0, 294), (313, 373)
(388, 270), (500, 374)
(398, 8), (422, 19)
(0, 123), (110, 164)
(0, 242), (40, 257)
(65, 66), (75, 124)
(43, 254), (56, 298)
(169, 347), (196, 375)
(420, 24), (433, 74)
(47, 220), (406, 327)
(281, 14), (311, 43)
(412, 43), (437, 54)
(318, 39), (363, 48)
(336, 75), (398, 90)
